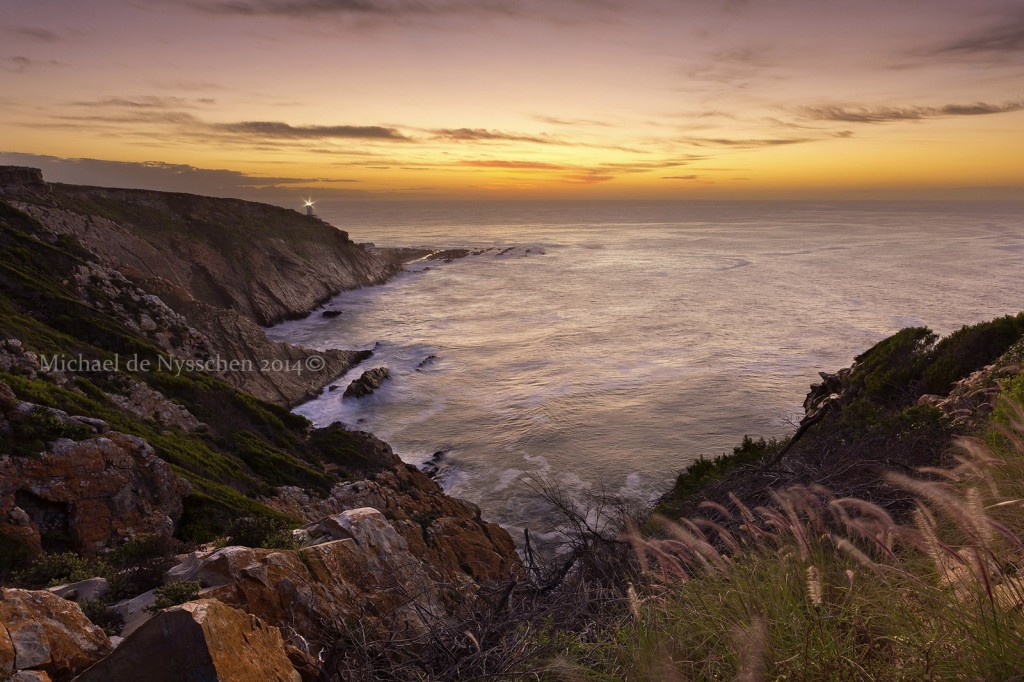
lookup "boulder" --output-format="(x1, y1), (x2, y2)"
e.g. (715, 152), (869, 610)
(0, 430), (191, 556)
(343, 367), (390, 399)
(268, 465), (522, 586)
(193, 509), (445, 643)
(74, 600), (299, 682)
(46, 579), (109, 606)
(108, 590), (156, 638)
(0, 588), (112, 681)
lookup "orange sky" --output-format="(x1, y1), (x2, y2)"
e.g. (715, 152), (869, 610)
(1, 0), (1023, 201)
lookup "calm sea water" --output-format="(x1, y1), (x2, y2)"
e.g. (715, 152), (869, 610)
(266, 201), (1024, 542)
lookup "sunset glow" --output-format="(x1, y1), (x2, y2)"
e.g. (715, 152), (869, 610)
(2, 0), (1022, 201)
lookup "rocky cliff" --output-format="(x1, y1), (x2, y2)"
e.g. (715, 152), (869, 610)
(0, 167), (404, 405)
(0, 172), (522, 680)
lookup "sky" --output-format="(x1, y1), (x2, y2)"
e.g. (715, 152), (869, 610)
(1, 0), (1023, 202)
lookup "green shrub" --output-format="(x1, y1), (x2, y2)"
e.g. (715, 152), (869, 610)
(227, 515), (296, 550)
(106, 533), (177, 570)
(148, 580), (201, 612)
(12, 551), (109, 588)
(80, 598), (124, 636)
(662, 436), (784, 508)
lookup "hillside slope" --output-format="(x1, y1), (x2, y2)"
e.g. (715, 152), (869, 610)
(0, 167), (401, 405)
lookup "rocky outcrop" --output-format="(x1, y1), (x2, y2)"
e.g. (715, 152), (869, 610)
(0, 395), (191, 555)
(75, 600), (298, 682)
(104, 380), (203, 433)
(0, 588), (112, 681)
(11, 184), (399, 326)
(192, 508), (446, 647)
(270, 465), (520, 583)
(3, 170), (402, 406)
(917, 362), (1019, 427)
(161, 294), (372, 406)
(0, 168), (46, 196)
(343, 367), (390, 399)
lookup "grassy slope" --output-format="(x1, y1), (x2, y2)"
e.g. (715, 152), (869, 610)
(540, 321), (1024, 680)
(0, 200), (391, 544)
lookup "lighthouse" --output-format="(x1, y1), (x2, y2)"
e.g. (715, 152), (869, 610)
(304, 198), (315, 217)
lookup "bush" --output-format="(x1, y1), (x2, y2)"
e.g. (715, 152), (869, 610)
(226, 515), (296, 550)
(107, 533), (177, 570)
(661, 436), (784, 510)
(148, 580), (200, 612)
(12, 551), (108, 588)
(81, 598), (124, 636)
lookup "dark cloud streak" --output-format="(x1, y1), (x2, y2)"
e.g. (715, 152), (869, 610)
(933, 16), (1024, 55)
(801, 101), (1024, 123)
(211, 121), (408, 140)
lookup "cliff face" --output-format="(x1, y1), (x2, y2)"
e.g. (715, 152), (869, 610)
(0, 169), (403, 405)
(11, 184), (398, 325)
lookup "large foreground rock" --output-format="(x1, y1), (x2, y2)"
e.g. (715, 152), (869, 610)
(0, 588), (112, 681)
(75, 600), (298, 682)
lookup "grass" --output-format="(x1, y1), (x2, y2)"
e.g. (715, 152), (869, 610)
(543, 396), (1024, 681)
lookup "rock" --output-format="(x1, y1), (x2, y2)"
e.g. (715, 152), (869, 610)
(321, 309), (342, 318)
(0, 381), (17, 410)
(74, 600), (299, 682)
(46, 578), (109, 605)
(11, 671), (52, 681)
(104, 380), (202, 432)
(0, 430), (191, 556)
(65, 417), (108, 434)
(0, 167), (46, 194)
(420, 449), (448, 478)
(0, 588), (112, 680)
(415, 354), (438, 370)
(343, 367), (391, 399)
(192, 509), (447, 643)
(162, 552), (204, 585)
(108, 590), (156, 638)
(267, 466), (522, 587)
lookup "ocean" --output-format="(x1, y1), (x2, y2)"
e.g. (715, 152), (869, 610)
(265, 200), (1024, 543)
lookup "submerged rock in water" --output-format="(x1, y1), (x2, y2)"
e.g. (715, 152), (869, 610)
(416, 354), (438, 370)
(321, 309), (342, 318)
(343, 367), (391, 399)
(420, 449), (448, 478)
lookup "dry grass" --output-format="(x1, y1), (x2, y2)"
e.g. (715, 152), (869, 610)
(546, 398), (1024, 681)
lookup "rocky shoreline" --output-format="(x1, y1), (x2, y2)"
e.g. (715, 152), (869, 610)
(0, 167), (523, 680)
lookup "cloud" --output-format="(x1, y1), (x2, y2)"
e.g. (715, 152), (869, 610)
(72, 96), (216, 109)
(531, 115), (612, 128)
(933, 16), (1024, 55)
(6, 26), (61, 42)
(2, 56), (61, 73)
(800, 101), (1024, 123)
(662, 175), (699, 180)
(459, 159), (566, 170)
(430, 128), (562, 145)
(0, 152), (363, 203)
(211, 121), (408, 140)
(176, 0), (527, 17)
(24, 99), (410, 144)
(683, 137), (811, 148)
